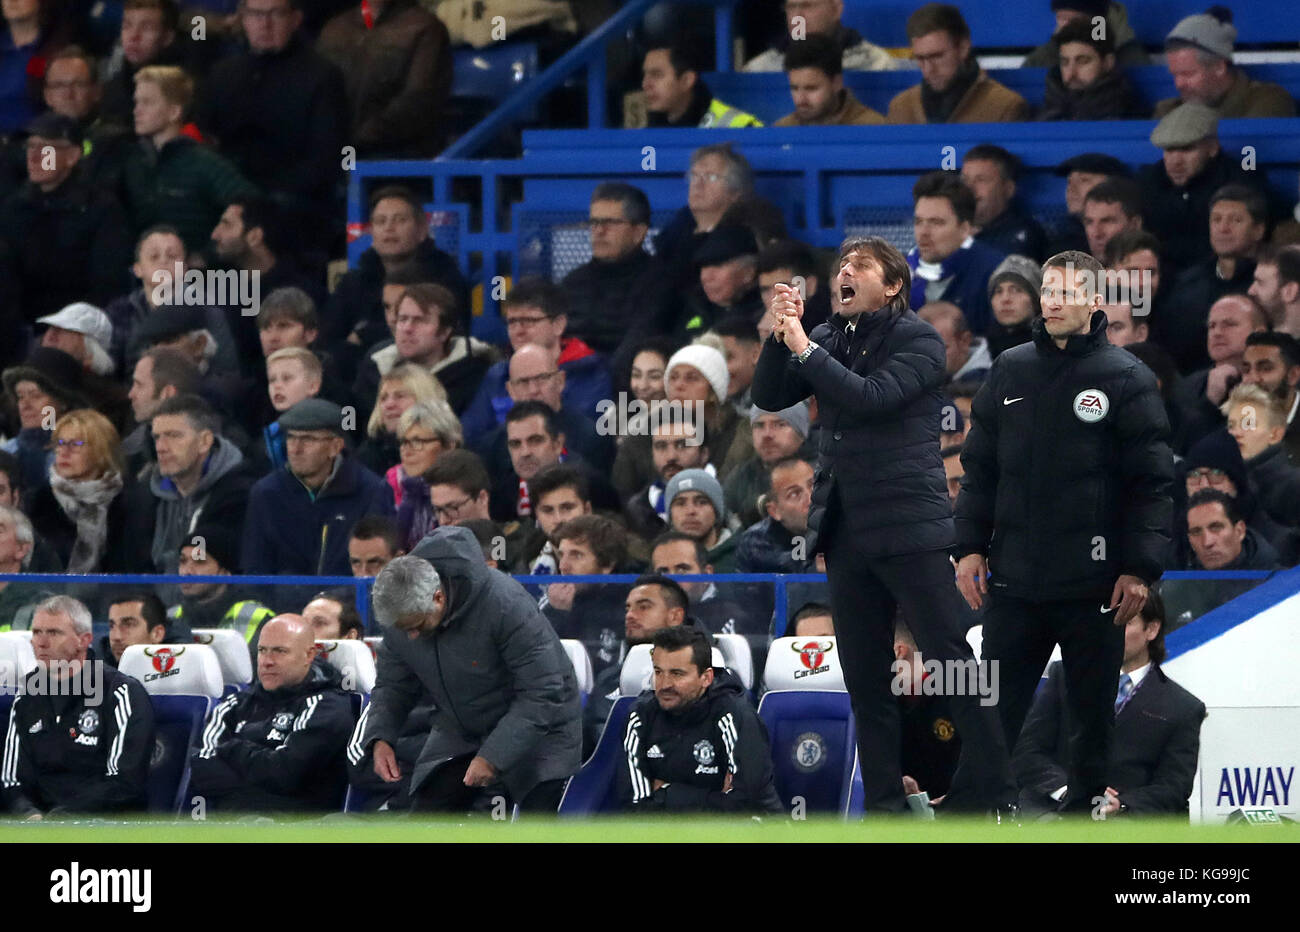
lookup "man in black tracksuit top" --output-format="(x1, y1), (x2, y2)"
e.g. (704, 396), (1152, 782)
(955, 251), (1174, 815)
(190, 615), (356, 812)
(2, 597), (155, 816)
(619, 626), (782, 813)
(753, 236), (1015, 817)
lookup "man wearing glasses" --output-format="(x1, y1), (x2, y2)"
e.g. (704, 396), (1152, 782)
(459, 278), (611, 447)
(242, 397), (394, 575)
(423, 449), (531, 571)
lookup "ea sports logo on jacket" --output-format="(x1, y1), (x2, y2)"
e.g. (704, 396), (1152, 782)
(1073, 389), (1109, 423)
(143, 646), (184, 682)
(792, 639), (834, 679)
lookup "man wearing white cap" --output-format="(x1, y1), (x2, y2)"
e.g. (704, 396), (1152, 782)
(36, 303), (116, 377)
(1154, 10), (1295, 119)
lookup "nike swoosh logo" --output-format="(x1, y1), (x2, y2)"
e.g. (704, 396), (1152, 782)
(1100, 604), (1114, 614)
(1003, 397), (1025, 406)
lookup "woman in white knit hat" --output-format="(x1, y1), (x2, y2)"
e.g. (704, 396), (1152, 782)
(664, 342), (752, 483)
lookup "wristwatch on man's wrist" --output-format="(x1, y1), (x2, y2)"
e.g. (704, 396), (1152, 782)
(795, 341), (818, 364)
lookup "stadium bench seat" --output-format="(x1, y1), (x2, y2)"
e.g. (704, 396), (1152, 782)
(759, 636), (856, 812)
(119, 643), (224, 815)
(556, 695), (637, 815)
(560, 639), (594, 707)
(316, 639), (377, 698)
(0, 631), (37, 690)
(191, 628), (253, 689)
(619, 643), (727, 697)
(712, 633), (753, 691)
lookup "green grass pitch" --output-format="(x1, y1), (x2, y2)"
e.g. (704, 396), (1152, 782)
(0, 816), (1291, 843)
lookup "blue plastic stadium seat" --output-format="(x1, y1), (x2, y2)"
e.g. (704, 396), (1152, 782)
(452, 42), (540, 108)
(557, 695), (637, 815)
(758, 690), (858, 813)
(147, 695), (212, 815)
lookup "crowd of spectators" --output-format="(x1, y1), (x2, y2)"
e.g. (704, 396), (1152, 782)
(0, 0), (1296, 817)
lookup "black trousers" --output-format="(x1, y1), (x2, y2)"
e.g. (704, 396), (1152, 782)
(981, 589), (1125, 813)
(408, 753), (568, 815)
(823, 526), (1016, 814)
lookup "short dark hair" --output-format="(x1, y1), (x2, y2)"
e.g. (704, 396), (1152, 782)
(964, 144), (1021, 183)
(626, 335), (676, 375)
(368, 185), (424, 223)
(838, 235), (913, 312)
(108, 590), (168, 635)
(140, 346), (201, 396)
(397, 282), (460, 334)
(1188, 488), (1243, 525)
(1084, 177), (1142, 218)
(591, 182), (650, 226)
(1142, 591), (1167, 665)
(650, 529), (709, 569)
(906, 3), (970, 43)
(1275, 247), (1300, 290)
(349, 514), (402, 554)
(257, 287), (319, 332)
(710, 316), (760, 344)
(912, 172), (976, 226)
(646, 42), (699, 77)
(553, 514), (627, 571)
(1246, 331), (1300, 369)
(791, 601), (832, 633)
(123, 0), (179, 33)
(1104, 230), (1162, 269)
(1210, 184), (1268, 226)
(947, 379), (982, 400)
(135, 223), (183, 259)
(783, 33), (842, 77)
(423, 449), (490, 497)
(1053, 15), (1115, 56)
(529, 463), (591, 505)
(631, 573), (689, 613)
(757, 239), (819, 280)
(505, 400), (561, 439)
(315, 586), (364, 638)
(459, 518), (503, 561)
(503, 277), (567, 320)
(227, 197), (289, 256)
(151, 392), (219, 435)
(651, 624), (712, 675)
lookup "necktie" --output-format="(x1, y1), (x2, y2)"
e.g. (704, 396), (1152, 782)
(1115, 672), (1134, 715)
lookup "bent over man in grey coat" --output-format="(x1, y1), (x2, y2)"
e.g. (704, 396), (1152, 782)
(352, 526), (581, 812)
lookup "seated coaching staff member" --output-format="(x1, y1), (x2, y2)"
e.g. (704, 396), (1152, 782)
(2, 596), (155, 818)
(189, 615), (357, 812)
(954, 250), (1174, 815)
(360, 527), (581, 813)
(619, 626), (782, 814)
(753, 235), (1015, 817)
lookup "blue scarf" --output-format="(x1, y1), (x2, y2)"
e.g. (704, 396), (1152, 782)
(907, 237), (977, 310)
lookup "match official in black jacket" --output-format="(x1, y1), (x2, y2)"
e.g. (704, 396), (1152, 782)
(753, 235), (1016, 816)
(955, 250), (1175, 814)
(619, 626), (782, 813)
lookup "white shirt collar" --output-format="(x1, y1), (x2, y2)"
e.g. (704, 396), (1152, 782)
(1124, 662), (1152, 690)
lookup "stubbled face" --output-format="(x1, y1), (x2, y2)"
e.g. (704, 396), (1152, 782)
(652, 539), (708, 600)
(303, 597), (346, 640)
(765, 460), (813, 534)
(349, 536), (396, 577)
(108, 600), (162, 662)
(1242, 345), (1298, 400)
(960, 159), (1013, 228)
(642, 49), (692, 116)
(835, 249), (902, 316)
(1162, 140), (1216, 188)
(624, 583), (681, 645)
(911, 30), (968, 94)
(1059, 41), (1109, 90)
(669, 490), (717, 540)
(651, 423), (707, 482)
(752, 413), (803, 464)
(787, 66), (841, 123)
(1187, 501), (1245, 569)
(653, 645), (711, 711)
(506, 414), (562, 480)
(1248, 262), (1283, 321)
(1166, 47), (1229, 105)
(913, 196), (969, 264)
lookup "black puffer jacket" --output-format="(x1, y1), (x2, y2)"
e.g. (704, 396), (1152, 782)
(955, 310), (1175, 599)
(1039, 66), (1147, 122)
(752, 305), (954, 556)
